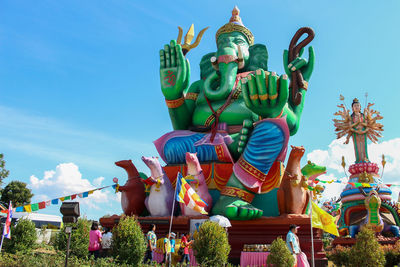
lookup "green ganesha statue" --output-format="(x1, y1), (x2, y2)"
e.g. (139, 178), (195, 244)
(154, 7), (315, 220)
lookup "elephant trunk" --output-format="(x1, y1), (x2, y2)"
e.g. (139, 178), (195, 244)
(204, 46), (239, 101)
(204, 61), (238, 101)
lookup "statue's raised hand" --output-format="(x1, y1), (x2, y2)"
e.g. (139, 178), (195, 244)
(241, 69), (289, 118)
(160, 40), (190, 100)
(283, 46), (315, 82)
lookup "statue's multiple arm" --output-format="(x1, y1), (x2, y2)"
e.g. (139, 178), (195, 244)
(241, 45), (314, 136)
(160, 40), (195, 130)
(282, 46), (315, 135)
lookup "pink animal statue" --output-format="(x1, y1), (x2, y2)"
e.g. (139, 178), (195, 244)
(142, 156), (174, 217)
(115, 160), (146, 216)
(180, 152), (213, 216)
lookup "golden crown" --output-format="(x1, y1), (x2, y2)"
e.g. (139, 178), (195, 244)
(215, 6), (254, 45)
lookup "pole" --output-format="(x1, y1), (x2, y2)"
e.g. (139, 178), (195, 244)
(309, 199), (315, 267)
(0, 234), (4, 253)
(65, 227), (72, 267)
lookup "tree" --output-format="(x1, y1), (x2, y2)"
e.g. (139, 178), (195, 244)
(349, 227), (386, 267)
(0, 181), (33, 207)
(266, 237), (295, 267)
(111, 216), (146, 266)
(4, 218), (37, 253)
(0, 153), (10, 187)
(192, 221), (231, 266)
(54, 218), (91, 258)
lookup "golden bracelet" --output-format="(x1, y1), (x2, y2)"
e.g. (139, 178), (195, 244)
(259, 93), (269, 101)
(250, 94), (259, 100)
(220, 186), (255, 203)
(185, 92), (199, 101)
(269, 93), (278, 100)
(165, 97), (185, 108)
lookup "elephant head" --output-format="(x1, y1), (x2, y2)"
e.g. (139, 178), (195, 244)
(201, 7), (268, 101)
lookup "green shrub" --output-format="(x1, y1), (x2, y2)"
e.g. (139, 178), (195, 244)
(3, 218), (37, 253)
(266, 237), (294, 267)
(54, 218), (91, 259)
(382, 242), (400, 267)
(326, 245), (351, 267)
(192, 221), (230, 266)
(111, 216), (146, 266)
(322, 232), (334, 251)
(0, 251), (132, 267)
(349, 227), (385, 267)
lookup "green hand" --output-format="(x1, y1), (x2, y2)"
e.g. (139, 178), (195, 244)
(283, 46), (315, 81)
(241, 69), (289, 118)
(160, 40), (190, 100)
(237, 119), (253, 154)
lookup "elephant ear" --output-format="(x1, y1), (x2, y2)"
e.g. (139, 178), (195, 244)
(246, 44), (268, 71)
(199, 52), (216, 80)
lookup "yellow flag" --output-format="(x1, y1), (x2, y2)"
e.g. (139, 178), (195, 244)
(24, 205), (32, 213)
(311, 201), (339, 236)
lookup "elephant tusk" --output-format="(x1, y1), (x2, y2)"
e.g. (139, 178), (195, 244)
(210, 56), (219, 71)
(237, 44), (245, 70)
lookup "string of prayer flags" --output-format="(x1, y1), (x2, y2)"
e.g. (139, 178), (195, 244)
(13, 184), (116, 213)
(312, 178), (400, 188)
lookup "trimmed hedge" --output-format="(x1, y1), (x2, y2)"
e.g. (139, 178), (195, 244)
(111, 216), (146, 266)
(192, 221), (231, 266)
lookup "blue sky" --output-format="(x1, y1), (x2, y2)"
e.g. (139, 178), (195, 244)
(1, 0), (400, 219)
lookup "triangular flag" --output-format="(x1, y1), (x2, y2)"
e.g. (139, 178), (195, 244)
(175, 173), (208, 215)
(59, 197), (65, 202)
(3, 201), (13, 239)
(311, 201), (339, 236)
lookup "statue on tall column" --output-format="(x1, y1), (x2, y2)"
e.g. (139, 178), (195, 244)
(333, 96), (399, 237)
(155, 7), (315, 220)
(334, 97), (383, 163)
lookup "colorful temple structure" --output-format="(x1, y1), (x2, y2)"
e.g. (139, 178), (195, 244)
(332, 97), (400, 238)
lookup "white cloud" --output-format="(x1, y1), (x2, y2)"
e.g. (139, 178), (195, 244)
(307, 137), (400, 202)
(93, 177), (105, 187)
(28, 163), (118, 211)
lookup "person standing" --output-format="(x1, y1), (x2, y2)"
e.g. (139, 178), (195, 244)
(101, 227), (112, 257)
(179, 233), (193, 266)
(162, 233), (172, 266)
(88, 221), (102, 259)
(144, 224), (157, 264)
(168, 232), (176, 266)
(286, 224), (300, 266)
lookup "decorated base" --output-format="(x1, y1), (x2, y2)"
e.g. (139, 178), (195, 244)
(100, 215), (327, 266)
(333, 236), (399, 247)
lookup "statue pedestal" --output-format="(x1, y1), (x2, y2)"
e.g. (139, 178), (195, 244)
(333, 236), (399, 247)
(100, 215), (327, 266)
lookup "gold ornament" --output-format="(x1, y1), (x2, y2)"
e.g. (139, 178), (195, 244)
(177, 24), (209, 55)
(215, 6), (254, 45)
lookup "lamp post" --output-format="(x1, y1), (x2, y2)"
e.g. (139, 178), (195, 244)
(60, 202), (80, 267)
